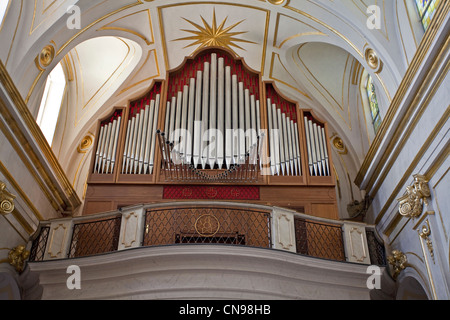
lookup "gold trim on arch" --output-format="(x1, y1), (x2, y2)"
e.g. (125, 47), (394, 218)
(25, 0), (145, 104)
(98, 9), (155, 46)
(269, 52), (311, 100)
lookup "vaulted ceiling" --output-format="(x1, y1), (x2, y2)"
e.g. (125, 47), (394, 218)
(0, 0), (425, 202)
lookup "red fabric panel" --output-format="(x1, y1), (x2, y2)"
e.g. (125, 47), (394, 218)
(265, 83), (297, 123)
(163, 185), (260, 200)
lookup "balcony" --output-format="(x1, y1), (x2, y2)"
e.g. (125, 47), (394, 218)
(22, 202), (387, 300)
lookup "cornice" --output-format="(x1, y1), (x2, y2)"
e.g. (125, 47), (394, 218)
(0, 60), (81, 216)
(355, 0), (450, 189)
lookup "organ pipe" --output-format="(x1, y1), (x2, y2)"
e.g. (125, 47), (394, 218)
(92, 51), (333, 184)
(303, 115), (330, 177)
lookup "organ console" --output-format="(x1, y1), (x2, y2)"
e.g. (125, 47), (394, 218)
(86, 47), (338, 219)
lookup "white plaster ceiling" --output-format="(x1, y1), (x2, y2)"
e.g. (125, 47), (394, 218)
(0, 0), (420, 170)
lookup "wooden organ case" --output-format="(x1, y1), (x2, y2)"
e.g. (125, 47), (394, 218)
(84, 48), (338, 220)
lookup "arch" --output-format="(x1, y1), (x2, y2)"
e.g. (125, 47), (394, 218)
(396, 268), (432, 300)
(396, 275), (430, 300)
(47, 36), (143, 198)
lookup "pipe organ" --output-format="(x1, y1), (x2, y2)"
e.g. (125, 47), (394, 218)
(86, 48), (338, 219)
(303, 113), (330, 177)
(164, 51), (262, 171)
(93, 110), (123, 175)
(121, 83), (161, 176)
(265, 84), (302, 177)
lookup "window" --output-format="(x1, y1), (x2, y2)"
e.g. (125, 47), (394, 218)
(36, 63), (66, 145)
(415, 0), (441, 30)
(366, 75), (381, 133)
(0, 0), (9, 27)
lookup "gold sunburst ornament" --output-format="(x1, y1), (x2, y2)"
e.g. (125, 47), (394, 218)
(174, 9), (256, 52)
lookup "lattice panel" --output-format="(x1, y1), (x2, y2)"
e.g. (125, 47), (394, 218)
(29, 226), (50, 262)
(294, 218), (345, 261)
(143, 207), (271, 249)
(68, 217), (122, 258)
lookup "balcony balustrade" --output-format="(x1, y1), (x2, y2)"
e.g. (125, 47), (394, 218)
(28, 202), (385, 266)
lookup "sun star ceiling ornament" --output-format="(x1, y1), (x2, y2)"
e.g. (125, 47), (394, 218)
(174, 9), (256, 52)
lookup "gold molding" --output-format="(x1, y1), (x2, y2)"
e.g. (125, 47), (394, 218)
(355, 0), (449, 188)
(98, 9), (155, 46)
(0, 60), (81, 214)
(374, 102), (449, 225)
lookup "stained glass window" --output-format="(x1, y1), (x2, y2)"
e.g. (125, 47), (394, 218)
(415, 0), (441, 30)
(366, 75), (381, 133)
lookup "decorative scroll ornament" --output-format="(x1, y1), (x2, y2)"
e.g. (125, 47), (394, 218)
(8, 245), (30, 273)
(397, 174), (431, 219)
(420, 220), (435, 264)
(0, 181), (16, 216)
(387, 250), (407, 280)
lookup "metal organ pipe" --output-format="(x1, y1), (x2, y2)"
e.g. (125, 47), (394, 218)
(217, 57), (225, 169)
(225, 66), (232, 169)
(303, 115), (330, 177)
(264, 96), (303, 177)
(209, 54), (218, 168)
(161, 53), (262, 178)
(93, 55), (335, 183)
(110, 116), (121, 174)
(94, 125), (105, 174)
(106, 94), (161, 176)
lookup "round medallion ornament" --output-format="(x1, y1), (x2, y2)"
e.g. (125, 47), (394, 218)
(195, 214), (220, 237)
(205, 187), (218, 199)
(39, 45), (55, 68)
(230, 187), (240, 198)
(267, 0), (287, 5)
(182, 187), (193, 198)
(365, 48), (383, 73)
